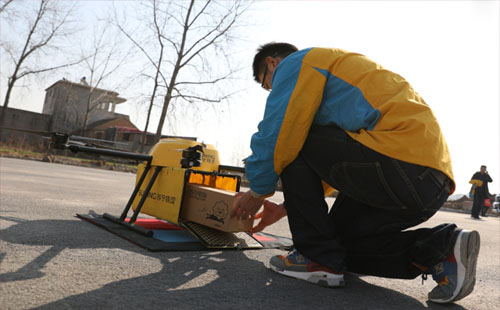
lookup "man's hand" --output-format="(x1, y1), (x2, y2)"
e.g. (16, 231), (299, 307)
(231, 190), (264, 220)
(250, 200), (287, 234)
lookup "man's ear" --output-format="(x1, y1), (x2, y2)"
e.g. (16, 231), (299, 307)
(266, 56), (280, 70)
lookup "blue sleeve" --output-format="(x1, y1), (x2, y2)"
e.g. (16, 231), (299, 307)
(245, 50), (309, 196)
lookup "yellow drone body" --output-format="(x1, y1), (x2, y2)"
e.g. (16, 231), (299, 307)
(131, 138), (238, 225)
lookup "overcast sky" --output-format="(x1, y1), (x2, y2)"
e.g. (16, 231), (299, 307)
(2, 0), (499, 196)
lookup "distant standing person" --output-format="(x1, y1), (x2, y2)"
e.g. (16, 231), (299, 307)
(469, 165), (492, 219)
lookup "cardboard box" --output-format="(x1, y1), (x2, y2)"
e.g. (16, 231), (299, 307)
(181, 184), (253, 232)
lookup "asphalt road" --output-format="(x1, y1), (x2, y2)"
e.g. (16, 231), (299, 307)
(1, 157), (499, 310)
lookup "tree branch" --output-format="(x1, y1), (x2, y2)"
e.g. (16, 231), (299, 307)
(17, 58), (85, 79)
(0, 0), (15, 14)
(180, 2), (242, 68)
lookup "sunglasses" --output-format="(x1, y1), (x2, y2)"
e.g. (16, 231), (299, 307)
(261, 65), (269, 90)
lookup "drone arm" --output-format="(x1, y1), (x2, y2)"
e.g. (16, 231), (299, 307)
(67, 144), (152, 163)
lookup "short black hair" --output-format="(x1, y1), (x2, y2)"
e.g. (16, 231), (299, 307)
(252, 42), (299, 83)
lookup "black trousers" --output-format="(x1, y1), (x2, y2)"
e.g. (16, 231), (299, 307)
(471, 191), (485, 218)
(280, 125), (458, 279)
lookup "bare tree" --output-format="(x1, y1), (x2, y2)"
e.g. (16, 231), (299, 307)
(0, 0), (80, 129)
(115, 0), (250, 145)
(113, 0), (170, 151)
(77, 22), (133, 135)
(154, 0), (249, 143)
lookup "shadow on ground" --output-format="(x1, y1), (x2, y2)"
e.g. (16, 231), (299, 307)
(0, 215), (465, 310)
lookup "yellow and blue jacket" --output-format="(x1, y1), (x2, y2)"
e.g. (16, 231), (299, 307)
(246, 47), (455, 197)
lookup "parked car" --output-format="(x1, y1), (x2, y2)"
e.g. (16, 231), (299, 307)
(493, 194), (500, 213)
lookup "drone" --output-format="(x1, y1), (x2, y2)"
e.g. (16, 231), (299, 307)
(2, 127), (246, 237)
